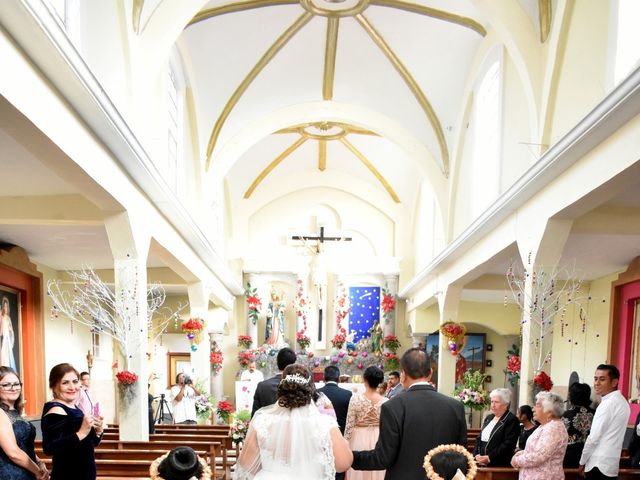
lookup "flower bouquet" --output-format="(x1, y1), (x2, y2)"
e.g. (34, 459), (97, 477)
(217, 400), (235, 424)
(331, 332), (346, 350)
(533, 371), (553, 392)
(237, 350), (255, 369)
(384, 352), (400, 371)
(194, 394), (214, 423)
(440, 321), (466, 356)
(244, 282), (261, 325)
(237, 335), (253, 350)
(115, 370), (138, 403)
(381, 287), (396, 325)
(296, 331), (311, 351)
(454, 370), (488, 411)
(210, 343), (224, 375)
(181, 318), (205, 351)
(229, 410), (251, 446)
(383, 335), (401, 353)
(504, 344), (521, 387)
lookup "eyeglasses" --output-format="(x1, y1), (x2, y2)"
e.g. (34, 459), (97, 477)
(0, 382), (23, 391)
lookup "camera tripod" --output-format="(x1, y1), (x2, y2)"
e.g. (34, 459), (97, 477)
(153, 393), (173, 424)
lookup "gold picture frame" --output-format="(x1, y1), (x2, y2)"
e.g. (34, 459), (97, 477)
(167, 352), (191, 389)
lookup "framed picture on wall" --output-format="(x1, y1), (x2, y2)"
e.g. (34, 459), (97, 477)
(424, 332), (487, 388)
(167, 352), (191, 389)
(0, 286), (22, 376)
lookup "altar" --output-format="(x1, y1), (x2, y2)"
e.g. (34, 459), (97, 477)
(235, 380), (366, 413)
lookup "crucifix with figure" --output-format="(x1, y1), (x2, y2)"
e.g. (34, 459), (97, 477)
(291, 226), (352, 342)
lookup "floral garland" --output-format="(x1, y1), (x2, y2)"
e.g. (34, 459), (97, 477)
(181, 318), (205, 352)
(244, 282), (261, 326)
(334, 282), (351, 344)
(380, 286), (396, 325)
(237, 335), (253, 350)
(440, 321), (466, 356)
(504, 344), (521, 387)
(210, 341), (223, 375)
(454, 370), (489, 411)
(423, 444), (477, 480)
(293, 279), (310, 328)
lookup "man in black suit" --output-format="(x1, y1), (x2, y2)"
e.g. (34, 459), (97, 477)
(251, 347), (297, 418)
(317, 365), (352, 480)
(352, 348), (467, 480)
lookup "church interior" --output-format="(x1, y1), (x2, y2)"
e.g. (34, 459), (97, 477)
(1, 0), (640, 449)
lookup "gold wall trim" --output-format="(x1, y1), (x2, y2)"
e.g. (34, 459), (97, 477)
(323, 18), (339, 100)
(369, 0), (486, 36)
(300, 0), (370, 17)
(340, 138), (400, 203)
(318, 139), (327, 170)
(276, 122), (378, 136)
(538, 0), (552, 43)
(244, 137), (308, 198)
(188, 0), (298, 27)
(206, 13), (313, 170)
(132, 0), (144, 34)
(356, 14), (449, 176)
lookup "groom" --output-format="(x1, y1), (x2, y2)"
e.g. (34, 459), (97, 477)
(351, 348), (467, 480)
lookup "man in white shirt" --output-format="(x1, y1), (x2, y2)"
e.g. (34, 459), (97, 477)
(240, 361), (264, 382)
(579, 364), (630, 479)
(170, 373), (201, 424)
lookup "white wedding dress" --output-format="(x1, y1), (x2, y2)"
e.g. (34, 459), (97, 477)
(233, 402), (338, 479)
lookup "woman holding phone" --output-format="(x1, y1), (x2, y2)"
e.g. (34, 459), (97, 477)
(41, 363), (103, 480)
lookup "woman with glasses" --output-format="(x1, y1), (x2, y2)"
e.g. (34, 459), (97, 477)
(0, 366), (49, 479)
(41, 363), (103, 480)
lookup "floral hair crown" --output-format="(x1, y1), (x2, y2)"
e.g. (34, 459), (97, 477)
(281, 373), (309, 386)
(423, 444), (477, 480)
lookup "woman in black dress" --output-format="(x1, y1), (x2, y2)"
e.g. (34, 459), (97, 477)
(0, 366), (48, 480)
(41, 363), (103, 480)
(516, 405), (538, 450)
(473, 388), (520, 467)
(561, 382), (594, 468)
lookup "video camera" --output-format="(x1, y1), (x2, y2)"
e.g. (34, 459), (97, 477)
(183, 375), (193, 385)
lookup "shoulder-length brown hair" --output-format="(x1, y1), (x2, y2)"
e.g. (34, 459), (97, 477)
(0, 366), (24, 414)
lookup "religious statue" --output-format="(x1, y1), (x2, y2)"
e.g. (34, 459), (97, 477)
(346, 330), (356, 353)
(370, 320), (383, 356)
(265, 289), (286, 347)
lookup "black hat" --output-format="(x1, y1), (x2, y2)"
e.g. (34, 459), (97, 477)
(157, 447), (203, 480)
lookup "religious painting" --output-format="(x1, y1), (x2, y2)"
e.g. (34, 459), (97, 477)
(167, 352), (191, 389)
(629, 299), (640, 400)
(425, 333), (487, 388)
(348, 287), (380, 343)
(0, 286), (21, 376)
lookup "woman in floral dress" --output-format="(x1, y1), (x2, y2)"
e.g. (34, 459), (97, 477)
(344, 366), (387, 480)
(562, 382), (594, 467)
(511, 392), (568, 480)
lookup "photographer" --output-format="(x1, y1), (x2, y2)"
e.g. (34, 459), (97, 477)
(170, 373), (201, 424)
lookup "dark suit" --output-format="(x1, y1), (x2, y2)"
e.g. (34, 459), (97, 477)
(251, 374), (281, 418)
(352, 384), (467, 480)
(628, 411), (640, 468)
(473, 411), (519, 467)
(317, 382), (352, 434)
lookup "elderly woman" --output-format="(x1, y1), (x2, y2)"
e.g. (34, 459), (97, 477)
(473, 388), (519, 467)
(511, 391), (568, 479)
(562, 382), (594, 467)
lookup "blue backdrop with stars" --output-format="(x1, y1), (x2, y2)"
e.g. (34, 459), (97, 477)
(348, 286), (380, 343)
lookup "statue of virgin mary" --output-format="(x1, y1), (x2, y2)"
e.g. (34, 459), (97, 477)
(265, 289), (286, 347)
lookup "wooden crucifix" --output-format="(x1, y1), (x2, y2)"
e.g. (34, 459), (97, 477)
(291, 226), (352, 253)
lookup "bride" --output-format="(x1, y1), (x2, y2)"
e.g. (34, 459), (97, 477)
(234, 364), (352, 479)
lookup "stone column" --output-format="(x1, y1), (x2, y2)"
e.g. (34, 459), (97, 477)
(437, 284), (462, 397)
(104, 212), (150, 441)
(188, 282), (212, 390)
(383, 274), (399, 339)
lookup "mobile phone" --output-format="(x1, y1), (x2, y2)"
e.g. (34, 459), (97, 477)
(92, 402), (100, 417)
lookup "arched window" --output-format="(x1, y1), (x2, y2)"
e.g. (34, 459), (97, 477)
(166, 51), (185, 194)
(469, 51), (503, 217)
(611, 0), (640, 86)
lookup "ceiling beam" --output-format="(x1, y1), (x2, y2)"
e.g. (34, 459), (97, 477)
(318, 139), (327, 171)
(205, 12), (313, 169)
(340, 137), (400, 203)
(356, 14), (449, 176)
(244, 136), (308, 198)
(323, 17), (339, 100)
(538, 0), (552, 43)
(187, 0), (298, 27)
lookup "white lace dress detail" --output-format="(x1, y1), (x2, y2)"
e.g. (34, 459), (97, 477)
(234, 402), (338, 479)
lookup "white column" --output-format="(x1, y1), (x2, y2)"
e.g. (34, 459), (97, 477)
(383, 274), (399, 339)
(104, 212), (150, 441)
(246, 273), (260, 347)
(188, 282), (212, 391)
(209, 330), (224, 400)
(295, 271), (310, 334)
(437, 284), (462, 396)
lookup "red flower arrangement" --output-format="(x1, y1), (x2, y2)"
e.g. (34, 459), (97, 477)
(181, 318), (205, 351)
(384, 352), (400, 370)
(381, 287), (396, 324)
(210, 341), (224, 375)
(244, 282), (261, 326)
(115, 370), (138, 386)
(237, 350), (255, 369)
(383, 335), (401, 353)
(331, 332), (346, 349)
(217, 400), (235, 423)
(296, 331), (311, 350)
(439, 321), (466, 356)
(533, 371), (553, 391)
(237, 335), (253, 350)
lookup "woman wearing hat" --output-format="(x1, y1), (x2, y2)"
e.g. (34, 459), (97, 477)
(234, 363), (353, 479)
(150, 447), (211, 480)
